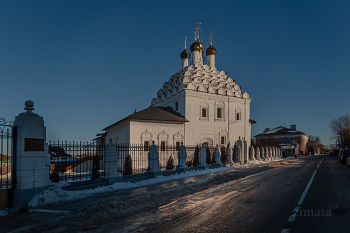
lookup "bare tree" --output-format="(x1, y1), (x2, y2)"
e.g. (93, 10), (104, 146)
(308, 135), (324, 154)
(330, 115), (350, 149)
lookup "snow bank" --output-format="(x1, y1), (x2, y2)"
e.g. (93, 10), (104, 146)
(28, 159), (272, 208)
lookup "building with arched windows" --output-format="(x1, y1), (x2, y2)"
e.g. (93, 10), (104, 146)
(97, 26), (254, 162)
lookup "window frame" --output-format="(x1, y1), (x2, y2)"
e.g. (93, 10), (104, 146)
(217, 107), (222, 119)
(221, 136), (225, 145)
(214, 99), (225, 122)
(144, 141), (149, 151)
(199, 102), (209, 121)
(161, 141), (166, 151)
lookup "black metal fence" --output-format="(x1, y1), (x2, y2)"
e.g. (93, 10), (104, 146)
(49, 141), (105, 182)
(185, 145), (232, 166)
(115, 143), (232, 175)
(116, 143), (149, 175)
(48, 141), (234, 182)
(0, 119), (15, 190)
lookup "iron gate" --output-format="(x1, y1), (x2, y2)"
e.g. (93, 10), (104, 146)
(0, 118), (16, 209)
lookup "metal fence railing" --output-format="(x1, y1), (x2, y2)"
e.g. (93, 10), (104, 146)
(48, 141), (233, 182)
(49, 141), (105, 182)
(116, 143), (149, 175)
(0, 119), (14, 190)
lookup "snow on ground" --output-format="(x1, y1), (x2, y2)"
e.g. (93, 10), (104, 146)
(28, 158), (291, 208)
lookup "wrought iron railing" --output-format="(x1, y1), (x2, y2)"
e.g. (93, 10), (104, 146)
(49, 141), (105, 182)
(0, 118), (14, 190)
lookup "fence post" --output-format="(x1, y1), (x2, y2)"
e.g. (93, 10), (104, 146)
(198, 143), (208, 168)
(177, 142), (189, 171)
(256, 147), (260, 160)
(104, 139), (121, 184)
(265, 147), (269, 160)
(148, 141), (161, 176)
(237, 145), (243, 164)
(213, 145), (223, 167)
(226, 145), (232, 164)
(10, 100), (51, 212)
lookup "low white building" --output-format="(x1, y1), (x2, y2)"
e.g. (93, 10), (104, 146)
(97, 26), (254, 162)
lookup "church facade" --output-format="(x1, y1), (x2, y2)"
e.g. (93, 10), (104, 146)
(98, 26), (254, 162)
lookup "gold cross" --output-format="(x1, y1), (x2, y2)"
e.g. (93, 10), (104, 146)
(209, 33), (213, 45)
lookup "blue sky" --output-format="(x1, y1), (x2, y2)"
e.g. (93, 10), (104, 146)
(1, 0), (349, 146)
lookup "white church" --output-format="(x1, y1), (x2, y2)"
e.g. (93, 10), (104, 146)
(97, 25), (254, 161)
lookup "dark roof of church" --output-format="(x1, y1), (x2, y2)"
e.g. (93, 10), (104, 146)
(103, 106), (188, 130)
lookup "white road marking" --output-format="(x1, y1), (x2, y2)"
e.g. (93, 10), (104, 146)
(288, 206), (300, 222)
(29, 209), (70, 214)
(288, 156), (325, 223)
(297, 170), (317, 206)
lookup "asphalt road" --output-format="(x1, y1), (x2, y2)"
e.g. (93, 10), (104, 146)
(1, 156), (349, 233)
(137, 156), (350, 233)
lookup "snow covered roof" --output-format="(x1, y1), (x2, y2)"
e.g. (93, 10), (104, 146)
(151, 64), (250, 105)
(254, 126), (307, 138)
(103, 106), (188, 130)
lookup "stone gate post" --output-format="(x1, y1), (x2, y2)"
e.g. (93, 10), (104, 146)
(104, 139), (121, 184)
(148, 141), (161, 176)
(10, 101), (51, 212)
(198, 144), (208, 168)
(266, 147), (270, 160)
(237, 145), (242, 164)
(226, 145), (232, 163)
(256, 147), (260, 160)
(213, 145), (223, 166)
(177, 142), (189, 171)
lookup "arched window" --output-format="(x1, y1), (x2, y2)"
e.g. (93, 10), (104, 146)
(200, 100), (209, 121)
(215, 98), (225, 121)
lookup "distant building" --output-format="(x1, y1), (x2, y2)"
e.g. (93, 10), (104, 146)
(254, 125), (309, 156)
(1, 154), (11, 175)
(0, 154), (11, 166)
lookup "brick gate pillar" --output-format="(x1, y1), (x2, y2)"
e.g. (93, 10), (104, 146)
(10, 100), (51, 212)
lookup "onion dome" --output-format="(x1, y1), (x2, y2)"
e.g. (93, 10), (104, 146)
(190, 41), (204, 52)
(206, 45), (217, 56)
(180, 49), (191, 59)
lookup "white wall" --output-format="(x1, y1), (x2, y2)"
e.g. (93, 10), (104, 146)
(106, 120), (130, 144)
(129, 121), (185, 146)
(154, 88), (251, 150)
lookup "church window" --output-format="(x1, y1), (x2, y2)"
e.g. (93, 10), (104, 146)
(200, 101), (209, 121)
(214, 99), (225, 121)
(144, 141), (149, 151)
(217, 108), (222, 119)
(221, 136), (225, 145)
(175, 102), (178, 111)
(236, 113), (240, 120)
(202, 108), (207, 118)
(176, 141), (180, 150)
(161, 141), (166, 151)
